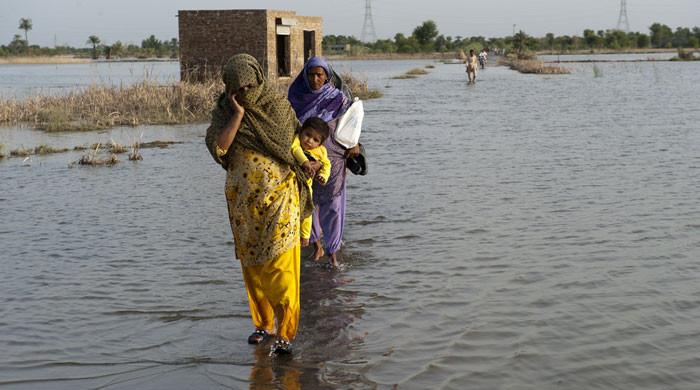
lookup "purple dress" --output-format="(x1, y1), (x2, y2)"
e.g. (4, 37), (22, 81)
(288, 57), (350, 255)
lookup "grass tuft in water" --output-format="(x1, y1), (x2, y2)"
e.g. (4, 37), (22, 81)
(340, 72), (383, 100)
(129, 140), (143, 161)
(75, 143), (119, 166)
(406, 68), (428, 75)
(500, 56), (570, 75)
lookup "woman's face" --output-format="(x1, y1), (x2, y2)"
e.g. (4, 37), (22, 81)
(307, 66), (328, 91)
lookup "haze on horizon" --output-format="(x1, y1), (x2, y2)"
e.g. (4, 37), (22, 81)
(1, 0), (697, 48)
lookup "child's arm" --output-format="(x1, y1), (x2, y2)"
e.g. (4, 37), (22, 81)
(291, 136), (308, 165)
(316, 146), (331, 185)
(291, 136), (317, 177)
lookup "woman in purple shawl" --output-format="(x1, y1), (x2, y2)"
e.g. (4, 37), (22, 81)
(288, 56), (360, 267)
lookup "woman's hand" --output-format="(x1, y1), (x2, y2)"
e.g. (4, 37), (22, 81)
(308, 160), (322, 173)
(216, 94), (245, 153)
(229, 93), (245, 117)
(301, 161), (316, 178)
(345, 144), (361, 159)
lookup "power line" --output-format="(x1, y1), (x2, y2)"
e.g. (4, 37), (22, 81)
(361, 0), (377, 42)
(616, 0), (630, 32)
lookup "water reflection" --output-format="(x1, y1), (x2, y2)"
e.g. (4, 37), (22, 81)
(243, 253), (366, 389)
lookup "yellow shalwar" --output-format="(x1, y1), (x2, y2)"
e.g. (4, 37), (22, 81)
(222, 145), (301, 341)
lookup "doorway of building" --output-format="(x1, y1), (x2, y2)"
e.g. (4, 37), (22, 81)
(276, 34), (290, 77)
(303, 30), (316, 63)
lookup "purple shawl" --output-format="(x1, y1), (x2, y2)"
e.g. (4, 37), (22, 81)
(288, 56), (346, 123)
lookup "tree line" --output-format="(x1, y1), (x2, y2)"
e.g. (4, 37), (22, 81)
(324, 21), (700, 54)
(4, 17), (698, 59)
(1, 18), (178, 59)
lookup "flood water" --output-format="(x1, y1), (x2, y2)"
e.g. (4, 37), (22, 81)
(1, 57), (699, 389)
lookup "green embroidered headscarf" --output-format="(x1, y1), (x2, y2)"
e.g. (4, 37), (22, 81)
(206, 54), (313, 218)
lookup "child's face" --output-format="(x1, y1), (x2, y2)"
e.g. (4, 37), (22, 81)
(300, 127), (324, 150)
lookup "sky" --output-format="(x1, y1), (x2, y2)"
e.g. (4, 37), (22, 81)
(1, 0), (697, 47)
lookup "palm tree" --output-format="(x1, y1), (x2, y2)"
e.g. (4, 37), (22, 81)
(19, 18), (32, 45)
(87, 35), (101, 59)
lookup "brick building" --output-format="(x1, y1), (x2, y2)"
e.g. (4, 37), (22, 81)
(178, 9), (323, 81)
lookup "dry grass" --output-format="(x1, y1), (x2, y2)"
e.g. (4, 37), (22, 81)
(9, 144), (69, 156)
(75, 143), (119, 166)
(0, 56), (90, 65)
(0, 138), (182, 163)
(109, 139), (129, 154)
(0, 78), (222, 131)
(34, 144), (70, 155)
(1, 69), (381, 132)
(340, 72), (383, 100)
(501, 57), (570, 74)
(406, 68), (428, 75)
(129, 140), (142, 161)
(10, 145), (68, 157)
(392, 67), (430, 80)
(390, 74), (418, 79)
(140, 140), (182, 148)
(10, 146), (32, 157)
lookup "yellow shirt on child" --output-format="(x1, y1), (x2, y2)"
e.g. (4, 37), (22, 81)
(291, 136), (331, 239)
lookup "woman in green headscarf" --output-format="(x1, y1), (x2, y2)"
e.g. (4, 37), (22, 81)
(205, 54), (313, 355)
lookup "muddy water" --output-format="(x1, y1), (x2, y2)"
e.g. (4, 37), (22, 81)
(1, 58), (699, 389)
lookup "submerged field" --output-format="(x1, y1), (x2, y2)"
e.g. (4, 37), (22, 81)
(2, 57), (700, 389)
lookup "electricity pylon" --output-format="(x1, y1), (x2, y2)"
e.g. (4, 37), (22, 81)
(616, 0), (630, 32)
(361, 0), (377, 42)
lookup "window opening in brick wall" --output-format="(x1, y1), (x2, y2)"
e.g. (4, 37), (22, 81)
(276, 34), (291, 77)
(303, 30), (315, 63)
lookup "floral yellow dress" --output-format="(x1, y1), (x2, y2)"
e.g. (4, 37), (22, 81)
(224, 144), (301, 341)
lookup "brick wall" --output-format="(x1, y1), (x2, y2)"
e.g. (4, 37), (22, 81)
(179, 9), (322, 82)
(178, 9), (268, 81)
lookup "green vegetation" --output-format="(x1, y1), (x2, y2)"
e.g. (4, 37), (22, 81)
(87, 35), (101, 59)
(19, 18), (32, 46)
(324, 21), (700, 55)
(0, 18), (179, 59)
(670, 48), (700, 61)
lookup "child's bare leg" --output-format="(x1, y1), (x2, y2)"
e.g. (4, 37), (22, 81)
(313, 241), (324, 261)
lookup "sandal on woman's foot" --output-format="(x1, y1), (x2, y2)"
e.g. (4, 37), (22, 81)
(269, 339), (292, 356)
(247, 329), (268, 345)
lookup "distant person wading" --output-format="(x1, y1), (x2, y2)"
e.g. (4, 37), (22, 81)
(466, 49), (478, 84)
(205, 54), (313, 356)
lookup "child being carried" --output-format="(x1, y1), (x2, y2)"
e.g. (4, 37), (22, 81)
(291, 117), (331, 247)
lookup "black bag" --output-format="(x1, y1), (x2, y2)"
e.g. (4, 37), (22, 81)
(346, 144), (367, 176)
